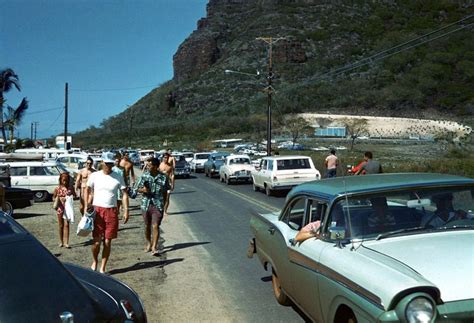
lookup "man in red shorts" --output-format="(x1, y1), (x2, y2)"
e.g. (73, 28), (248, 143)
(85, 157), (129, 274)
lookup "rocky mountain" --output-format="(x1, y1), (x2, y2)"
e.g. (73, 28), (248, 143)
(74, 0), (473, 149)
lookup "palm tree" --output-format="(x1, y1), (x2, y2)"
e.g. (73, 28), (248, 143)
(4, 98), (28, 144)
(0, 69), (21, 144)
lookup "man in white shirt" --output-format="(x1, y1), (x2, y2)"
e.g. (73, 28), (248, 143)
(85, 158), (129, 274)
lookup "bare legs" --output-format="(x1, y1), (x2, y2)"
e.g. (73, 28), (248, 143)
(57, 216), (70, 248)
(144, 222), (160, 254)
(91, 237), (112, 273)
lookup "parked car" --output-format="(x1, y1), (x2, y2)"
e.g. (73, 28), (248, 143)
(218, 154), (254, 184)
(190, 152), (212, 173)
(6, 161), (71, 202)
(128, 152), (141, 166)
(138, 149), (155, 167)
(173, 154), (191, 178)
(181, 151), (194, 163)
(248, 173), (474, 322)
(55, 153), (88, 177)
(5, 187), (34, 213)
(203, 152), (230, 178)
(251, 155), (321, 196)
(0, 211), (147, 322)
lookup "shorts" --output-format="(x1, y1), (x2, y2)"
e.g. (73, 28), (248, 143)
(93, 206), (119, 240)
(142, 205), (163, 226)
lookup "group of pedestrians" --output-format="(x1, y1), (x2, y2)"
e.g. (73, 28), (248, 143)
(323, 149), (382, 178)
(52, 150), (175, 274)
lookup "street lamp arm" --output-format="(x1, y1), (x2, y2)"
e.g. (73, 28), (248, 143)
(224, 69), (260, 77)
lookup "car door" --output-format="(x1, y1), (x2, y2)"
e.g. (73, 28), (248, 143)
(254, 159), (267, 188)
(9, 166), (29, 190)
(29, 166), (60, 194)
(286, 198), (329, 322)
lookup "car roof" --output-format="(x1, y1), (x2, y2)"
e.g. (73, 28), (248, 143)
(227, 154), (250, 159)
(289, 173), (474, 201)
(263, 155), (310, 160)
(2, 161), (59, 167)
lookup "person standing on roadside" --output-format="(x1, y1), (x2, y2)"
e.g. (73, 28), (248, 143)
(112, 154), (126, 215)
(119, 152), (136, 188)
(134, 157), (170, 255)
(85, 158), (129, 274)
(53, 173), (77, 248)
(166, 148), (176, 169)
(355, 151), (383, 175)
(159, 153), (175, 216)
(324, 148), (338, 178)
(75, 157), (96, 215)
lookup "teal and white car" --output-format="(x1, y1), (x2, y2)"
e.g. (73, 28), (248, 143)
(249, 173), (474, 322)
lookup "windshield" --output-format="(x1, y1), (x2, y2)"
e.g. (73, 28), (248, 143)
(325, 187), (474, 240)
(196, 154), (210, 159)
(0, 213), (25, 237)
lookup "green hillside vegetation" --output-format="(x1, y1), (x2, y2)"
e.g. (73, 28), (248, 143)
(73, 1), (473, 153)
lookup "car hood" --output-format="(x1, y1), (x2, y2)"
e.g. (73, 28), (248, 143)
(0, 235), (119, 322)
(361, 231), (474, 303)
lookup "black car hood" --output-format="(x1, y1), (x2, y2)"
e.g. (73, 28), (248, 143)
(0, 235), (119, 322)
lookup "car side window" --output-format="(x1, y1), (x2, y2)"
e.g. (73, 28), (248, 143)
(281, 198), (307, 230)
(10, 167), (27, 176)
(30, 167), (47, 176)
(267, 160), (273, 171)
(308, 200), (327, 224)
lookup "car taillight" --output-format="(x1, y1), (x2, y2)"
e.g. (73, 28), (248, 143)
(120, 299), (135, 320)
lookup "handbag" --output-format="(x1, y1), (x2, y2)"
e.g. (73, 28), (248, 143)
(76, 209), (95, 237)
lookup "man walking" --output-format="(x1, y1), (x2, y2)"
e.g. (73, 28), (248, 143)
(324, 148), (338, 178)
(75, 157), (96, 215)
(355, 151), (383, 175)
(85, 157), (129, 274)
(134, 157), (170, 255)
(119, 152), (136, 188)
(159, 152), (175, 216)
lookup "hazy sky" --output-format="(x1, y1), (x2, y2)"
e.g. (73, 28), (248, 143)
(1, 0), (208, 139)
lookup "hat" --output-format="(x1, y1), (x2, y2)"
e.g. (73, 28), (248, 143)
(102, 157), (115, 164)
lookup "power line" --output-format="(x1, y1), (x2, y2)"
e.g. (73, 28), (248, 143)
(25, 106), (63, 115)
(308, 14), (473, 83)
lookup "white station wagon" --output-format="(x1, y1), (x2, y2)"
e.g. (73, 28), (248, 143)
(252, 155), (321, 196)
(7, 161), (70, 202)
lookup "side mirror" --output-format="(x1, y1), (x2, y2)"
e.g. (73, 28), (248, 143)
(329, 226), (346, 240)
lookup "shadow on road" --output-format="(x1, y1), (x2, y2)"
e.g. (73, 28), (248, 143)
(260, 275), (312, 322)
(108, 258), (184, 275)
(12, 212), (48, 219)
(162, 241), (210, 252)
(167, 210), (204, 216)
(118, 225), (141, 232)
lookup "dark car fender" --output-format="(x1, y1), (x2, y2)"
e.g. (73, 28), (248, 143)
(64, 263), (147, 322)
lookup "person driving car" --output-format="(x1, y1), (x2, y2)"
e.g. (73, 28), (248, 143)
(421, 193), (466, 227)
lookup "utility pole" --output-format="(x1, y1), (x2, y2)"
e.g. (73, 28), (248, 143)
(256, 37), (285, 156)
(34, 121), (39, 140)
(30, 122), (33, 140)
(64, 82), (68, 150)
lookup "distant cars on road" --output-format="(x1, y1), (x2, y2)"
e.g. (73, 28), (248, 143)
(190, 152), (211, 173)
(173, 154), (191, 178)
(218, 154), (254, 184)
(249, 173), (474, 322)
(204, 152), (229, 178)
(251, 155), (321, 196)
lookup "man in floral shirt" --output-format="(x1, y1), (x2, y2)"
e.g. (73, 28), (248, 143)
(134, 157), (170, 255)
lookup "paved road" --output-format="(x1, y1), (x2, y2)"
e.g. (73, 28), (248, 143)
(15, 169), (307, 322)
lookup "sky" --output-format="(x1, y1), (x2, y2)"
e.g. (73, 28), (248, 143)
(0, 0), (208, 140)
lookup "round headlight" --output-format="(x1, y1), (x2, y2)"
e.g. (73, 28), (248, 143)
(405, 297), (435, 323)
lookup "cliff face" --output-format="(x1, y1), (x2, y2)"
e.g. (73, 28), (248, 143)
(173, 0), (312, 82)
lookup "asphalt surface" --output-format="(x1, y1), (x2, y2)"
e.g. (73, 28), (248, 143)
(15, 168), (308, 322)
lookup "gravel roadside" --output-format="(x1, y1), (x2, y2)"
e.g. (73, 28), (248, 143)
(15, 171), (238, 322)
